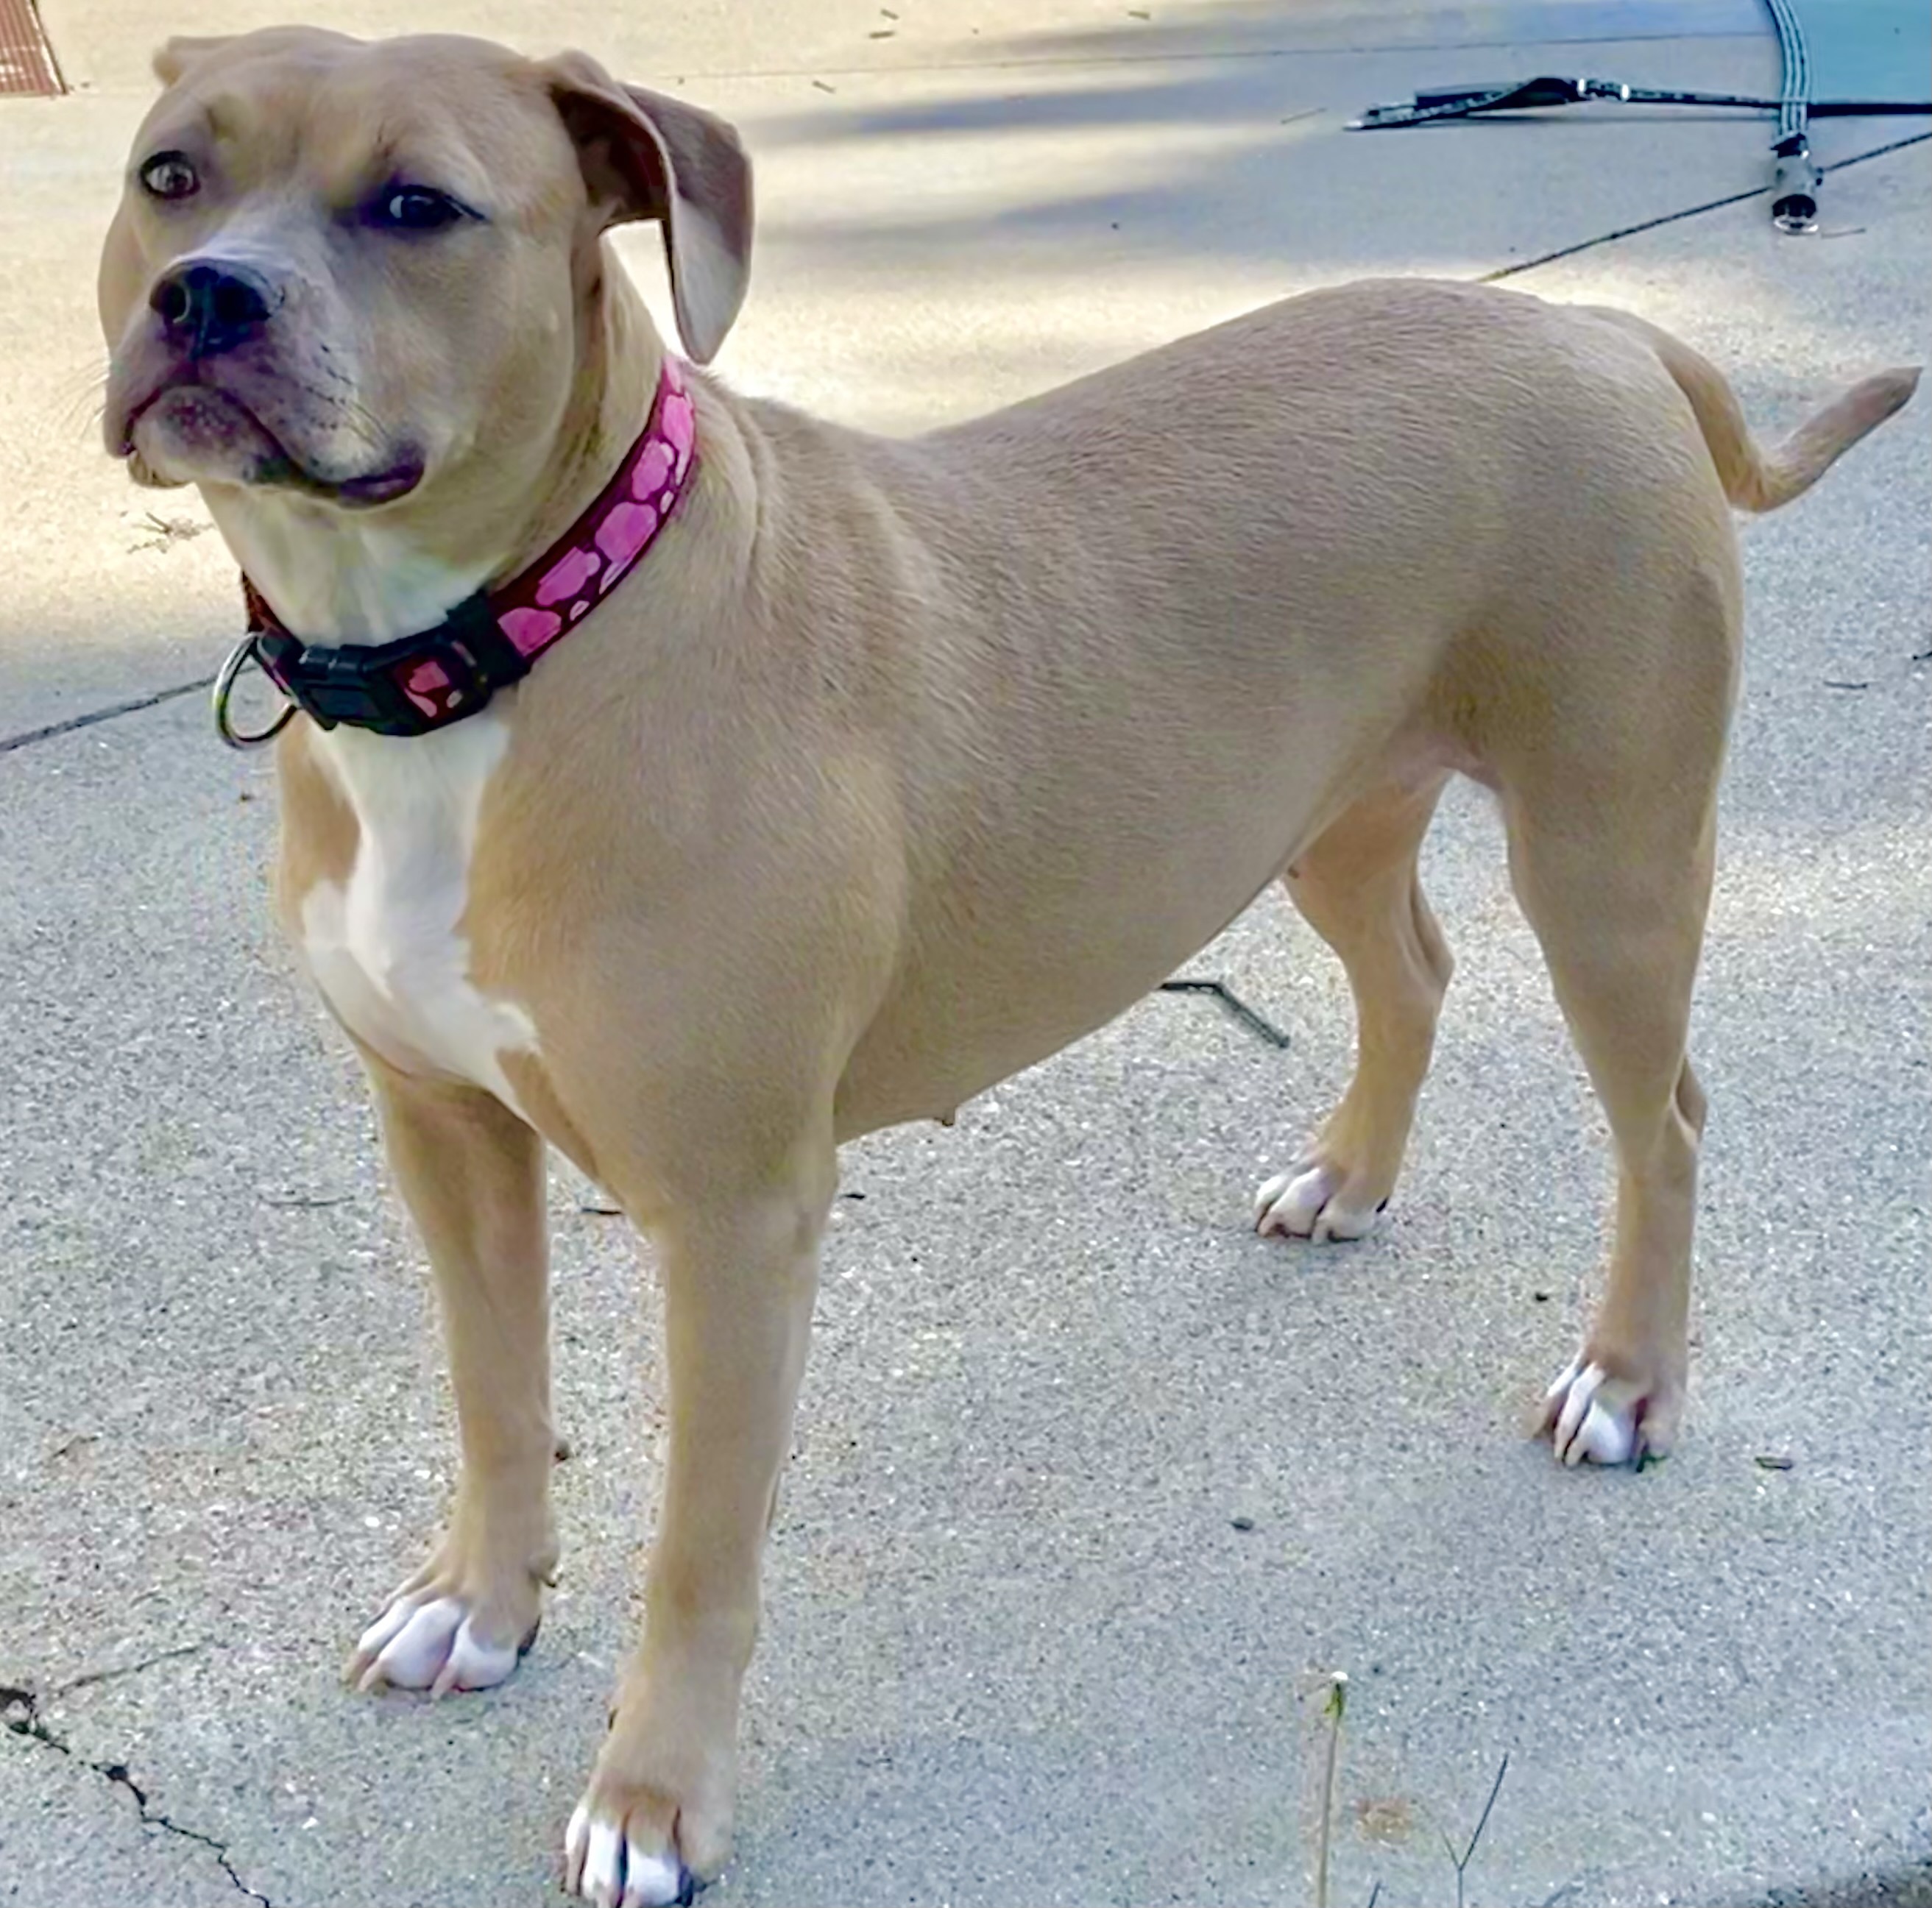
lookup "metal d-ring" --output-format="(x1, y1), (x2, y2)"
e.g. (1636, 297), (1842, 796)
(212, 633), (296, 750)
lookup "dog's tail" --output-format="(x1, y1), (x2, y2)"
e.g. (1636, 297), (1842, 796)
(1585, 306), (1919, 514)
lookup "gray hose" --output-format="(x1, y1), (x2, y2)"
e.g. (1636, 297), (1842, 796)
(1761, 0), (1821, 230)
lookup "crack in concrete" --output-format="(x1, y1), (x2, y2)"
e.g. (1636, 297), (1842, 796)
(1, 1681), (272, 1907)
(1482, 127), (1932, 283)
(52, 1642), (208, 1697)
(0, 677), (210, 757)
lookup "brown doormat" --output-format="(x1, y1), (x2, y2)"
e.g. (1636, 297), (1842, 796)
(0, 0), (63, 96)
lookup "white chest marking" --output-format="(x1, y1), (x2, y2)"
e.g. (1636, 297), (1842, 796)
(217, 485), (539, 1116)
(299, 709), (538, 1119)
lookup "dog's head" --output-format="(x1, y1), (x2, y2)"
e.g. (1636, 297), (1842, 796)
(99, 27), (750, 511)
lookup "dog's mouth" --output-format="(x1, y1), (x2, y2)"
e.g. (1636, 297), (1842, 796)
(120, 379), (424, 509)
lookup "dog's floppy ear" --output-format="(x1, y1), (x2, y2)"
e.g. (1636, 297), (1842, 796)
(152, 37), (233, 85)
(541, 52), (752, 365)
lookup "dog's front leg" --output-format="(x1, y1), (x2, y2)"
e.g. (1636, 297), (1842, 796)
(566, 1149), (833, 1907)
(346, 1061), (559, 1695)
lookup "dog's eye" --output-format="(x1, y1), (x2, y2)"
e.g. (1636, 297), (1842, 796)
(372, 187), (469, 233)
(138, 152), (200, 202)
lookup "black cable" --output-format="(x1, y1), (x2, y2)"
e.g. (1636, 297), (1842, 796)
(1349, 0), (1928, 231)
(1353, 77), (1930, 127)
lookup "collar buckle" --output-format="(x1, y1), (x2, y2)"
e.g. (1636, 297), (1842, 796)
(252, 596), (532, 740)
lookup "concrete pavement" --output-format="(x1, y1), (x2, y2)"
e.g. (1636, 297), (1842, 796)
(3, 3), (1927, 1904)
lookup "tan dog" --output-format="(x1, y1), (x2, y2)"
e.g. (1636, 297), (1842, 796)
(97, 26), (1916, 1903)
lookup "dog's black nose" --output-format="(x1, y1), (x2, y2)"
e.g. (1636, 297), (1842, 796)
(149, 260), (275, 358)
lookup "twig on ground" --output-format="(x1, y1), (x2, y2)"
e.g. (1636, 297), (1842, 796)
(1432, 1753), (1510, 1908)
(1157, 976), (1291, 1049)
(1313, 1671), (1348, 1908)
(55, 1641), (208, 1695)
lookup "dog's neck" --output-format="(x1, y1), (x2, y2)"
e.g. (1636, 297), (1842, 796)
(205, 267), (666, 648)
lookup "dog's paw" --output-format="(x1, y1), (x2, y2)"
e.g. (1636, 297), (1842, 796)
(347, 1494), (556, 1697)
(565, 1797), (694, 1908)
(565, 1684), (737, 1907)
(347, 1588), (535, 1697)
(1539, 1355), (1679, 1467)
(1253, 1156), (1386, 1243)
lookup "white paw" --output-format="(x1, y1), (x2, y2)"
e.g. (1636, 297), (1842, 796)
(348, 1592), (524, 1698)
(1541, 1358), (1643, 1467)
(565, 1801), (690, 1907)
(1253, 1160), (1384, 1242)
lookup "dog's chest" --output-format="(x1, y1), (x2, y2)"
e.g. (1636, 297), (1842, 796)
(296, 709), (537, 1114)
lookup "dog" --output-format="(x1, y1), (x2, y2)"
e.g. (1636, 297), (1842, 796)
(97, 26), (1917, 1904)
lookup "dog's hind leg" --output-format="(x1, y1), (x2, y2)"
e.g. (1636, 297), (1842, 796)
(1256, 773), (1453, 1243)
(1496, 574), (1735, 1467)
(345, 1063), (558, 1695)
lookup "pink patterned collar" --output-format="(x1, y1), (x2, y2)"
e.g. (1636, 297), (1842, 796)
(219, 358), (696, 745)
